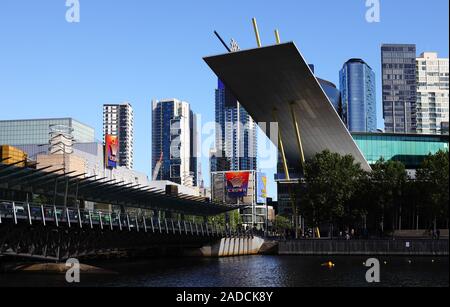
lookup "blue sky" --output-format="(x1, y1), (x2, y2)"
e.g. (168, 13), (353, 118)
(0, 0), (448, 200)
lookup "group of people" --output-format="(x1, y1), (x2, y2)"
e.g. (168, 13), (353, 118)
(339, 229), (356, 240)
(430, 228), (441, 240)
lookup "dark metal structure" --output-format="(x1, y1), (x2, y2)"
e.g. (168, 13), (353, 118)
(0, 162), (237, 216)
(203, 42), (371, 172)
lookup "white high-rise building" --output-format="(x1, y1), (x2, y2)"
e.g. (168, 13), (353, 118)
(103, 102), (134, 169)
(416, 52), (449, 135)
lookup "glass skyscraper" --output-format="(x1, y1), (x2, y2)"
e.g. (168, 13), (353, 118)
(340, 58), (377, 132)
(152, 99), (198, 187)
(381, 44), (417, 133)
(214, 79), (257, 172)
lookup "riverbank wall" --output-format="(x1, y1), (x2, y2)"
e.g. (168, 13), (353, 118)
(278, 239), (449, 256)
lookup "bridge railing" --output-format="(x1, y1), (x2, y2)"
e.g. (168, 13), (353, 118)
(0, 200), (252, 238)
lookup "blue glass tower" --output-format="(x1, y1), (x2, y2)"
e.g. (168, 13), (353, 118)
(214, 79), (257, 172)
(340, 59), (377, 132)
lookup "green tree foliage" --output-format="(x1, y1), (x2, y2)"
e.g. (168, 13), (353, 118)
(416, 150), (449, 228)
(275, 215), (292, 231)
(275, 150), (449, 235)
(32, 194), (50, 205)
(369, 158), (408, 232)
(207, 210), (242, 228)
(299, 150), (365, 229)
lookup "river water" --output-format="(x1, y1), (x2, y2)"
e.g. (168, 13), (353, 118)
(0, 256), (448, 287)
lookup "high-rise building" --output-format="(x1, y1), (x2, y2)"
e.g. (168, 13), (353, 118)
(416, 52), (449, 135)
(189, 110), (199, 186)
(152, 99), (198, 187)
(381, 44), (417, 133)
(103, 103), (134, 169)
(214, 79), (257, 172)
(340, 58), (377, 132)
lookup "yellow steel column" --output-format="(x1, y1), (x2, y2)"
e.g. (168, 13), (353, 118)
(274, 30), (281, 44)
(272, 109), (290, 181)
(289, 103), (309, 239)
(289, 102), (306, 172)
(252, 18), (262, 48)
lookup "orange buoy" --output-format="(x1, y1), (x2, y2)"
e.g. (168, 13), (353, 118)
(322, 261), (335, 268)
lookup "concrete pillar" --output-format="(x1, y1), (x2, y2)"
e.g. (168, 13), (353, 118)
(218, 238), (225, 257)
(229, 238), (235, 256)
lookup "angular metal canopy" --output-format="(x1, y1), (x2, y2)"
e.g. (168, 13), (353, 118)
(0, 163), (237, 216)
(204, 42), (371, 172)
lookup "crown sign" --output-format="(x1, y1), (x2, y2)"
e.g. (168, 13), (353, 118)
(230, 39), (240, 52)
(230, 177), (244, 188)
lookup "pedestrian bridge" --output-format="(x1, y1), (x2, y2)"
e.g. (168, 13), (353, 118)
(0, 200), (256, 261)
(0, 162), (263, 261)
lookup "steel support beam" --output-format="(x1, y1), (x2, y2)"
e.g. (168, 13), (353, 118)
(273, 109), (290, 181)
(290, 102), (306, 172)
(275, 30), (281, 44)
(252, 18), (262, 47)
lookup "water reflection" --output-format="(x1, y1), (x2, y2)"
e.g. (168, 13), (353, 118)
(0, 256), (448, 287)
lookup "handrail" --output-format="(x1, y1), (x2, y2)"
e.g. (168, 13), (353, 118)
(0, 199), (257, 237)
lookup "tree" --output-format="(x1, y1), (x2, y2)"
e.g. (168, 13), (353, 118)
(274, 215), (292, 232)
(299, 150), (365, 235)
(416, 150), (449, 230)
(228, 210), (242, 229)
(207, 210), (242, 229)
(208, 214), (226, 228)
(369, 158), (408, 234)
(33, 194), (50, 205)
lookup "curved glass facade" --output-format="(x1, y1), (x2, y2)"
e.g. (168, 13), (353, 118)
(318, 78), (342, 119)
(340, 59), (377, 132)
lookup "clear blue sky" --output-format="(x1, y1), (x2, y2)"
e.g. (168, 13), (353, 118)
(0, 0), (448, 200)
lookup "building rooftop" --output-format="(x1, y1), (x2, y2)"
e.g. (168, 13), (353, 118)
(343, 58), (372, 70)
(0, 117), (95, 130)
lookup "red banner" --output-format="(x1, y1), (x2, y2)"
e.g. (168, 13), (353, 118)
(225, 172), (250, 197)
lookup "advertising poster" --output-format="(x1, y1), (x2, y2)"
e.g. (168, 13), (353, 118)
(225, 171), (250, 198)
(257, 172), (268, 203)
(105, 134), (119, 169)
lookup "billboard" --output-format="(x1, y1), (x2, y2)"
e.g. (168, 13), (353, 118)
(257, 172), (268, 203)
(105, 134), (119, 169)
(225, 171), (250, 198)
